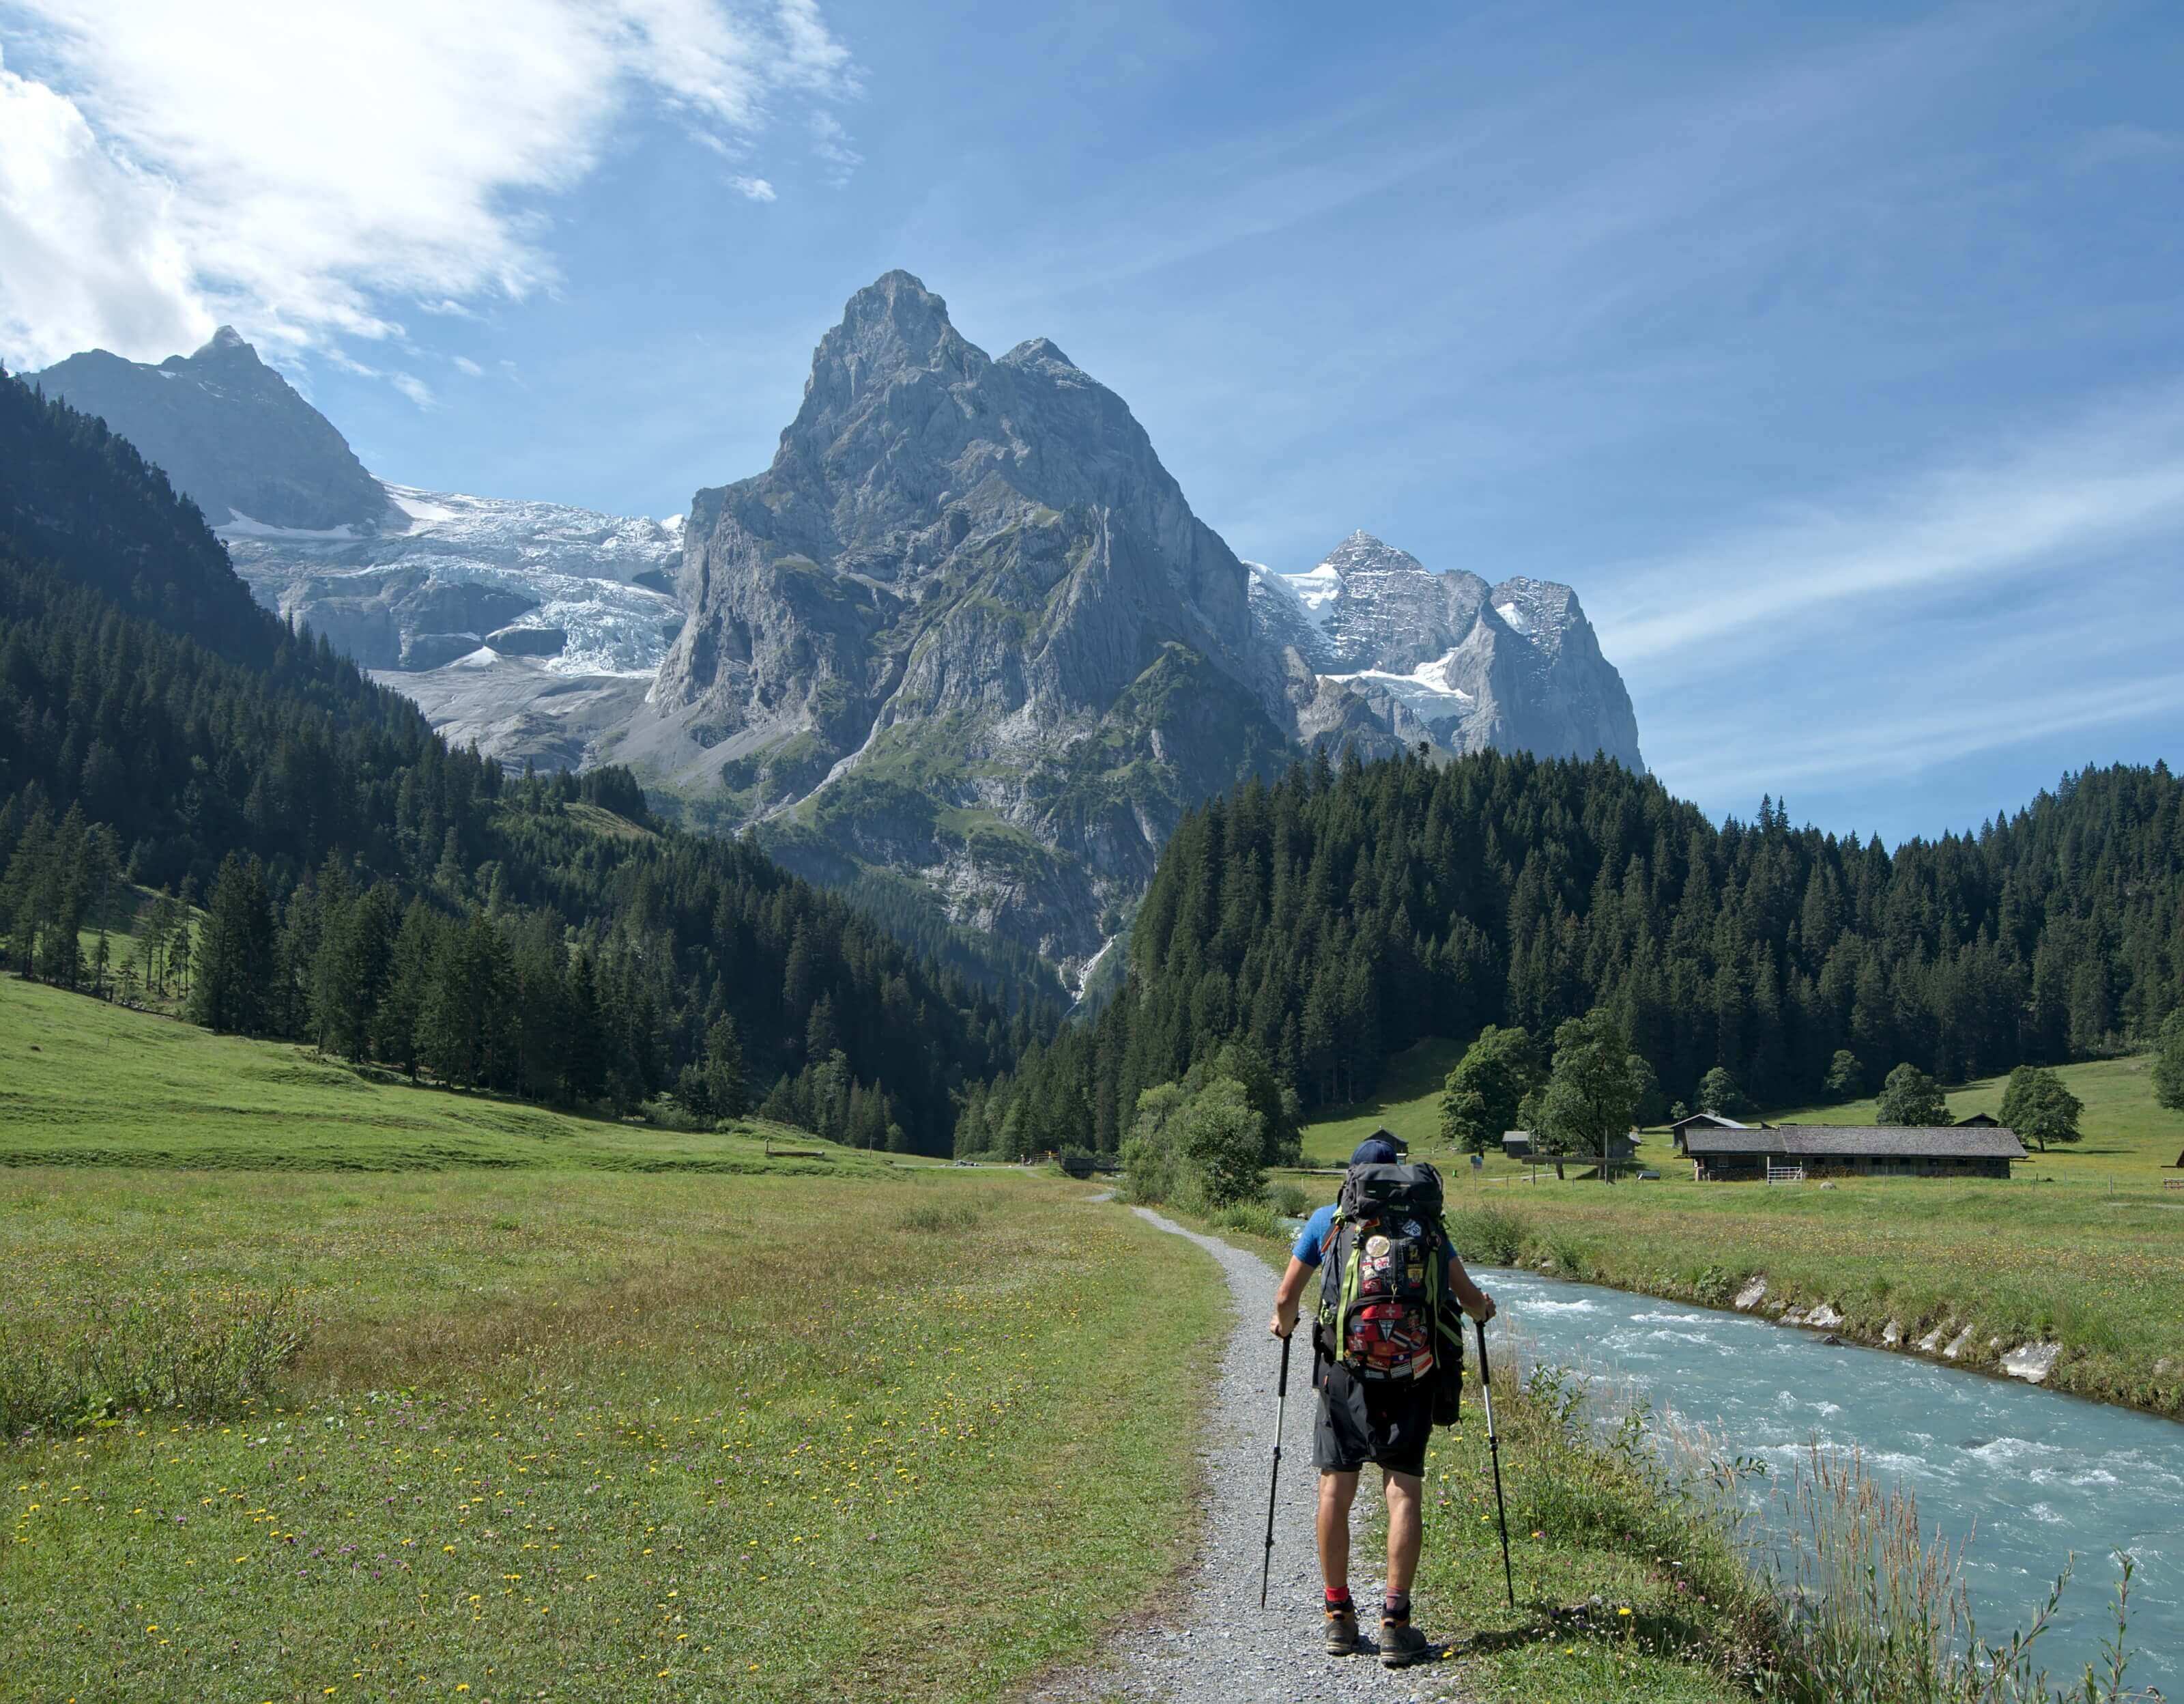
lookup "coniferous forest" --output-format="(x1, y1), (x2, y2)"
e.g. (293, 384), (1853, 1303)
(0, 369), (1047, 1152)
(962, 746), (2184, 1156)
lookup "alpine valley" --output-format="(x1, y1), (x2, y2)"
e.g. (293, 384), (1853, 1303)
(31, 272), (1643, 980)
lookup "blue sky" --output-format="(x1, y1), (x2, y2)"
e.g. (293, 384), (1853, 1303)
(3, 1), (2181, 843)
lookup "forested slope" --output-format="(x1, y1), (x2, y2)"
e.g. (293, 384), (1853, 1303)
(0, 370), (1046, 1151)
(964, 746), (2184, 1153)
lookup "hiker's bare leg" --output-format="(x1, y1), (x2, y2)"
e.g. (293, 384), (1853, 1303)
(1383, 1469), (1423, 1596)
(1317, 1470), (1359, 1591)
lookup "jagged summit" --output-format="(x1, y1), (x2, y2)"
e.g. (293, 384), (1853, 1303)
(193, 325), (255, 358)
(1319, 530), (1433, 579)
(1000, 336), (1079, 372)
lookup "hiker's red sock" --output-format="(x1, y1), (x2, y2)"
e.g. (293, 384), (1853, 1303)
(1324, 1587), (1353, 1613)
(1383, 1591), (1412, 1624)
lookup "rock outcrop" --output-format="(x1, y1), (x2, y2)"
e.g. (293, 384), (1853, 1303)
(1248, 531), (1644, 771)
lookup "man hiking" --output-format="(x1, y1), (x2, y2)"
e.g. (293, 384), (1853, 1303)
(1269, 1133), (1497, 1667)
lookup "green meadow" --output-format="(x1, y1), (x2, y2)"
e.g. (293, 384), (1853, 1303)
(0, 977), (878, 1174)
(1299, 1042), (2184, 1413)
(0, 982), (1218, 1703)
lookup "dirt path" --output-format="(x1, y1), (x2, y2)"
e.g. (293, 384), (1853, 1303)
(1026, 1204), (1469, 1704)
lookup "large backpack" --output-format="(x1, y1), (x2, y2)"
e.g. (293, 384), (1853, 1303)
(1315, 1162), (1456, 1382)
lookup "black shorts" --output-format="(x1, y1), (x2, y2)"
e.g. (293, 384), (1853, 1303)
(1313, 1358), (1434, 1479)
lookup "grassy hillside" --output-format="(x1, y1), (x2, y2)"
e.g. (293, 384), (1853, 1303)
(1295, 1050), (2184, 1414)
(0, 979), (1220, 1703)
(1300, 1036), (1465, 1165)
(0, 977), (876, 1173)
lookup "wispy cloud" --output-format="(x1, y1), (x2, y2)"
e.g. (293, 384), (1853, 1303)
(731, 175), (778, 202)
(1657, 661), (2184, 803)
(1597, 386), (2184, 664)
(0, 0), (859, 373)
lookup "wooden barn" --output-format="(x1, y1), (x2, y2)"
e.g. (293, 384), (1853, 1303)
(1684, 1124), (2026, 1182)
(1669, 1111), (1765, 1154)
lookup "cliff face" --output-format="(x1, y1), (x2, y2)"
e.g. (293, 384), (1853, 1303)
(1248, 531), (1644, 771)
(624, 272), (1297, 973)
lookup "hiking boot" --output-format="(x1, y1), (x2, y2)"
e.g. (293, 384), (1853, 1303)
(1323, 1604), (1360, 1656)
(1379, 1617), (1431, 1668)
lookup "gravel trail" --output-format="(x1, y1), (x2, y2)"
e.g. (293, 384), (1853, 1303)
(1026, 1204), (1470, 1704)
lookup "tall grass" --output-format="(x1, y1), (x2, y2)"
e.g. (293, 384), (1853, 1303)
(1755, 1445), (2150, 1704)
(0, 1286), (308, 1434)
(1506, 1357), (2154, 1704)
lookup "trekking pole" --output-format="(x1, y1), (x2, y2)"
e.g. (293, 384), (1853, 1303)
(1259, 1330), (1292, 1608)
(1474, 1316), (1516, 1609)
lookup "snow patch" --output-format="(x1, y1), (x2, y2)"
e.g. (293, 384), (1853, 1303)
(217, 511), (367, 541)
(1325, 647), (1476, 713)
(1495, 600), (1534, 636)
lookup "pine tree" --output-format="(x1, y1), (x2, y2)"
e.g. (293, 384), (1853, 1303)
(189, 853), (275, 1035)
(375, 899), (440, 1078)
(700, 1016), (749, 1120)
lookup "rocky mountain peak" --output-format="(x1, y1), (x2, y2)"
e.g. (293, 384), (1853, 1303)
(792, 272), (987, 439)
(195, 325), (256, 358)
(1321, 530), (1430, 580)
(36, 329), (385, 531)
(999, 336), (1080, 374)
(1246, 532), (1643, 775)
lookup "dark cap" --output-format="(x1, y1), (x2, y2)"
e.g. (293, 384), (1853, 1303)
(1350, 1135), (1400, 1167)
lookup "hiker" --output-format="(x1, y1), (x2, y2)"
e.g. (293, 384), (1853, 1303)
(1269, 1133), (1496, 1667)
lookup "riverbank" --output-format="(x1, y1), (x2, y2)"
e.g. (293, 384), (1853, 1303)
(1296, 1047), (2184, 1417)
(1441, 1185), (2184, 1418)
(1173, 1202), (2163, 1703)
(1478, 1265), (2180, 1697)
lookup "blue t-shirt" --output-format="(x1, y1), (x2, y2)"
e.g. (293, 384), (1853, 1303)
(1291, 1202), (1340, 1267)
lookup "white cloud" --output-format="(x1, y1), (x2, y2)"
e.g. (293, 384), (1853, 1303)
(809, 109), (862, 184)
(0, 51), (212, 368)
(451, 355), (484, 378)
(1596, 386), (2184, 665)
(0, 0), (859, 371)
(731, 175), (778, 202)
(390, 373), (437, 410)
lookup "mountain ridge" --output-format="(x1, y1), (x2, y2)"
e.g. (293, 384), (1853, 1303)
(33, 329), (387, 530)
(29, 275), (1648, 975)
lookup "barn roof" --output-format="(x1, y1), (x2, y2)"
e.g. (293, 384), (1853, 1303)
(1671, 1111), (1753, 1133)
(1682, 1124), (2026, 1161)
